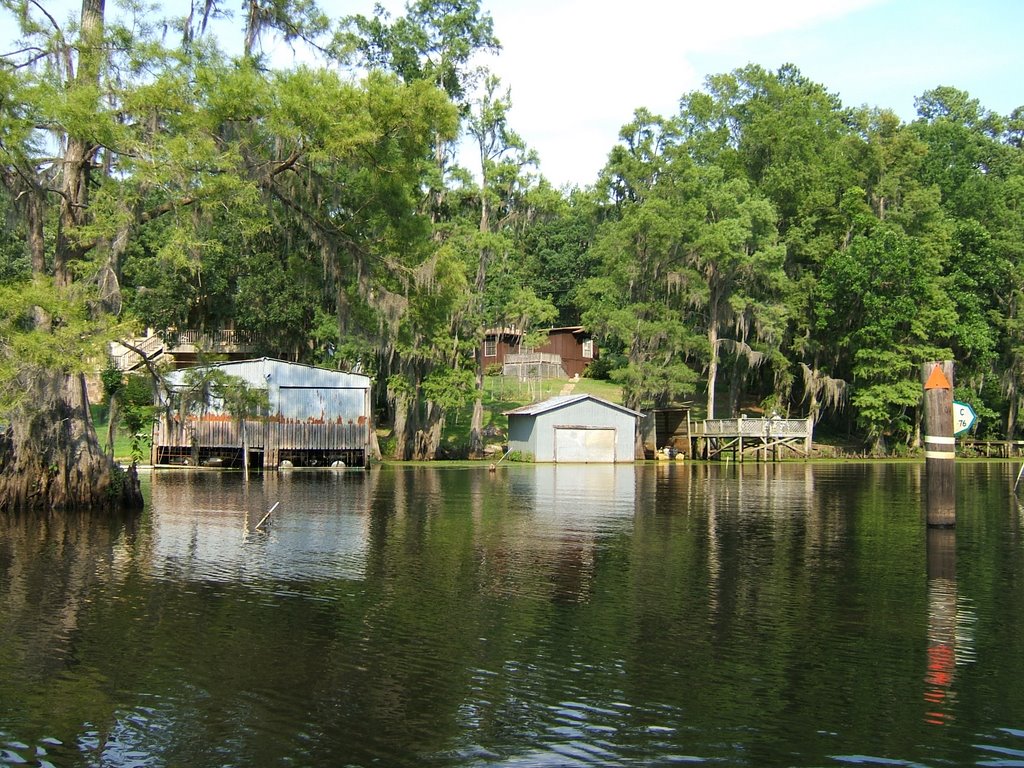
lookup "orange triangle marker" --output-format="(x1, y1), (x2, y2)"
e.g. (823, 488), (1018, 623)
(924, 364), (952, 390)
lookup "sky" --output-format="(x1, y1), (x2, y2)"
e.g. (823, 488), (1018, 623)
(5, 0), (1022, 189)
(462, 0), (1024, 188)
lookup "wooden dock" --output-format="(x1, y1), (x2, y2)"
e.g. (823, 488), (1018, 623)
(692, 417), (813, 461)
(958, 439), (1024, 458)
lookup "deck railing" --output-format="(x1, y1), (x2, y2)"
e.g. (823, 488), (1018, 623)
(504, 352), (562, 366)
(174, 329), (259, 348)
(699, 417), (811, 438)
(502, 352), (565, 380)
(109, 334), (165, 370)
(110, 330), (260, 370)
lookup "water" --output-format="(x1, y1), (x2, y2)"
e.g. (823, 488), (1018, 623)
(1, 462), (1024, 767)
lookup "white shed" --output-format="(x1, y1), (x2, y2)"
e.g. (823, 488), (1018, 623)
(504, 394), (640, 463)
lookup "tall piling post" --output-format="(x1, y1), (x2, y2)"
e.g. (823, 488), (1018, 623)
(922, 361), (955, 527)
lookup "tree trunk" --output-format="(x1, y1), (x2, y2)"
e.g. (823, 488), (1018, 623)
(0, 0), (141, 513)
(727, 355), (745, 416)
(706, 324), (719, 419)
(54, 0), (105, 287)
(412, 400), (445, 461)
(25, 184), (46, 275)
(468, 362), (485, 458)
(105, 393), (120, 458)
(391, 390), (413, 460)
(1006, 383), (1018, 440)
(0, 370), (142, 512)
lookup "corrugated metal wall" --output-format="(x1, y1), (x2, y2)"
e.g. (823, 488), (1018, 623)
(157, 359), (372, 467)
(164, 359), (370, 423)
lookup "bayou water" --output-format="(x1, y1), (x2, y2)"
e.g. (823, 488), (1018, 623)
(1, 462), (1023, 767)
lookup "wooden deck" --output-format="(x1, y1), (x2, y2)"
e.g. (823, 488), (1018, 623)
(692, 417), (814, 461)
(111, 330), (259, 371)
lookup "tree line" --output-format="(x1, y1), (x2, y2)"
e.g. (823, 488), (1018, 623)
(1, 0), (1022, 509)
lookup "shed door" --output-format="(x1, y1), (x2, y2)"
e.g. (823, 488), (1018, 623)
(554, 427), (616, 463)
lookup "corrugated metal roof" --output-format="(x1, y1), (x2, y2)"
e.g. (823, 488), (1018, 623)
(504, 394), (640, 418)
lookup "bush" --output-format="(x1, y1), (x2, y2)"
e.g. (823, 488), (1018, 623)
(584, 352), (623, 381)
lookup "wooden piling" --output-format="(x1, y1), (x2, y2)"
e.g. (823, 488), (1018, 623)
(922, 361), (955, 527)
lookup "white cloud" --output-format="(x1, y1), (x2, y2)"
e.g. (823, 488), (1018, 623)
(481, 0), (887, 187)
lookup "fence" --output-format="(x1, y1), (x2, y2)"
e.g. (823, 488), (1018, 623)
(502, 352), (565, 380)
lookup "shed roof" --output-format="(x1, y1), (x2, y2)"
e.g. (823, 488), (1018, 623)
(504, 394), (641, 418)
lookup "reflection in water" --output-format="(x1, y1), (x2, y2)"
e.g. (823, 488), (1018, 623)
(925, 527), (957, 726)
(150, 470), (378, 583)
(0, 463), (1021, 767)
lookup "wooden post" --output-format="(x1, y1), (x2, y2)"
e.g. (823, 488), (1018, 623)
(922, 361), (955, 527)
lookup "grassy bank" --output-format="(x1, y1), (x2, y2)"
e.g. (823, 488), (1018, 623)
(90, 405), (150, 463)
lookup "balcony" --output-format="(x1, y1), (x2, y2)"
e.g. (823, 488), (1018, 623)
(110, 329), (259, 371)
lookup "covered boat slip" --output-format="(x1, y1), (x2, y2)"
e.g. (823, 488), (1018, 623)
(505, 395), (641, 463)
(153, 358), (372, 469)
(692, 417), (814, 461)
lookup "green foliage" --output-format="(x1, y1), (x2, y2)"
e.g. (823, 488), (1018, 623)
(2, 0), (1023, 456)
(336, 0), (500, 103)
(100, 364), (125, 402)
(817, 226), (953, 443)
(0, 279), (123, 413)
(176, 368), (270, 420)
(423, 367), (475, 413)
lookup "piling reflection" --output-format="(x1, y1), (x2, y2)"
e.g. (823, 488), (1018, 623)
(925, 527), (957, 726)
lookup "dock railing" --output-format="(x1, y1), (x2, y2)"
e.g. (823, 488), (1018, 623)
(694, 416), (813, 460)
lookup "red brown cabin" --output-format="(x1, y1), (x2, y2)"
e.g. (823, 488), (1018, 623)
(482, 326), (597, 379)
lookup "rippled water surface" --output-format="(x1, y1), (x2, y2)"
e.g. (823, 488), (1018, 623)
(2, 462), (1024, 766)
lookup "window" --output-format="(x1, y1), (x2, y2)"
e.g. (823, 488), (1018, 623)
(582, 339), (594, 359)
(484, 337), (497, 357)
